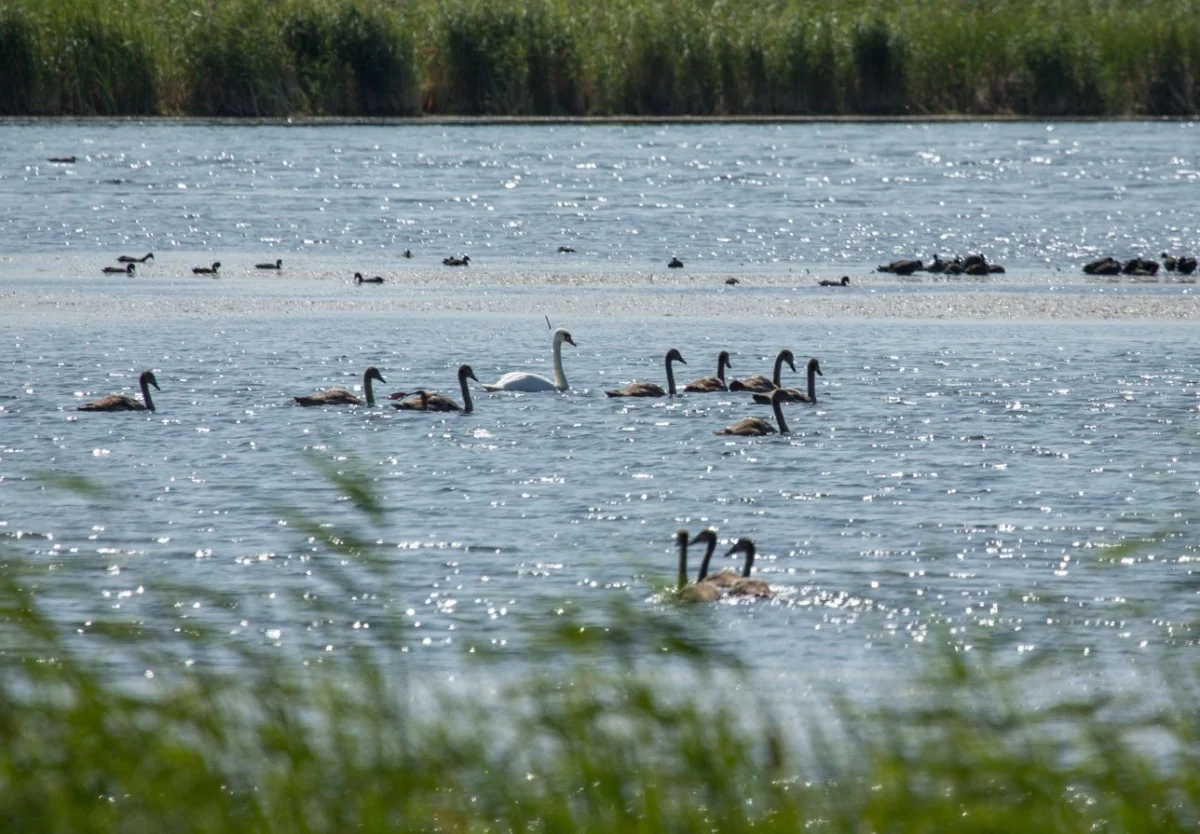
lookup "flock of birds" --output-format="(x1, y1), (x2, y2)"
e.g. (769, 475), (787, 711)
(1081, 253), (1198, 276)
(74, 328), (824, 438)
(877, 253), (1006, 275)
(673, 530), (772, 602)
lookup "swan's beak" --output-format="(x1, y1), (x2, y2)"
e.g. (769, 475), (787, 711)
(722, 546), (738, 557)
(567, 335), (577, 346)
(466, 369), (478, 381)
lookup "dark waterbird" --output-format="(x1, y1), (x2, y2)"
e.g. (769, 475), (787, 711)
(606, 348), (686, 398)
(443, 255), (470, 266)
(683, 350), (732, 393)
(354, 272), (384, 284)
(674, 531), (719, 603)
(77, 370), (160, 412)
(102, 263), (135, 275)
(294, 367), (385, 407)
(752, 357), (822, 405)
(256, 259), (282, 270)
(1083, 256), (1121, 276)
(716, 389), (791, 436)
(818, 276), (850, 286)
(668, 257), (684, 268)
(117, 253), (153, 263)
(392, 365), (477, 413)
(877, 259), (923, 275)
(728, 348), (795, 393)
(192, 262), (220, 276)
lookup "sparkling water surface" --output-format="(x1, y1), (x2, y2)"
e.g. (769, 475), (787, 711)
(1, 120), (1197, 270)
(1, 121), (1198, 697)
(2, 313), (1198, 689)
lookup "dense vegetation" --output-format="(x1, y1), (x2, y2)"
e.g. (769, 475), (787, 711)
(0, 0), (1198, 118)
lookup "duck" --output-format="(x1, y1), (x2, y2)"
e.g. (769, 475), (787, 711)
(557, 245), (576, 253)
(256, 259), (282, 270)
(76, 370), (160, 412)
(393, 364), (477, 413)
(716, 388), (791, 436)
(443, 255), (470, 266)
(752, 357), (821, 405)
(192, 262), (220, 276)
(402, 249), (412, 258)
(727, 348), (795, 393)
(117, 253), (153, 263)
(1177, 256), (1198, 276)
(667, 257), (684, 269)
(725, 277), (739, 285)
(354, 272), (384, 284)
(102, 263), (134, 275)
(683, 351), (732, 393)
(818, 276), (850, 287)
(606, 348), (686, 397)
(484, 328), (577, 392)
(723, 538), (775, 598)
(47, 155), (76, 164)
(877, 259), (923, 275)
(690, 528), (740, 589)
(1122, 257), (1159, 276)
(1083, 256), (1119, 275)
(924, 254), (948, 274)
(675, 531), (720, 603)
(294, 366), (385, 407)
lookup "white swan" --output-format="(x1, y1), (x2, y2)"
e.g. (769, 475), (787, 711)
(484, 328), (577, 392)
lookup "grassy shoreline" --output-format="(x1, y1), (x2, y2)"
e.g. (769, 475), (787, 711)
(1, 0), (1198, 118)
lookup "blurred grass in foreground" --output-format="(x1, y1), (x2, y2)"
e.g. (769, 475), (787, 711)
(0, 0), (1198, 117)
(0, 466), (1197, 833)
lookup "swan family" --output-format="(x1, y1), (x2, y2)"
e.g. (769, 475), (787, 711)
(675, 529), (776, 603)
(73, 329), (823, 439)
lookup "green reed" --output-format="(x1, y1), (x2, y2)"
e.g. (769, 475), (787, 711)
(0, 0), (1197, 116)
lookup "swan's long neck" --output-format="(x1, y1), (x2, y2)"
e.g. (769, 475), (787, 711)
(552, 337), (567, 390)
(364, 371), (376, 407)
(773, 396), (790, 434)
(666, 356), (678, 396)
(697, 539), (717, 581)
(141, 377), (156, 412)
(741, 543), (756, 578)
(677, 537), (688, 588)
(459, 370), (474, 414)
(806, 364), (818, 403)
(717, 354), (728, 385)
(772, 353), (786, 386)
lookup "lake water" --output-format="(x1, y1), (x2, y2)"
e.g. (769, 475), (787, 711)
(0, 121), (1197, 700)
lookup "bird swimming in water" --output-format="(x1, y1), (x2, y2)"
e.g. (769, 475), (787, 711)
(77, 370), (160, 412)
(393, 364), (478, 413)
(716, 388), (791, 436)
(668, 257), (684, 268)
(294, 366), (386, 407)
(483, 328), (577, 392)
(192, 262), (220, 276)
(117, 253), (153, 263)
(256, 259), (282, 270)
(606, 348), (686, 397)
(683, 351), (732, 393)
(102, 263), (134, 275)
(443, 255), (470, 266)
(354, 272), (384, 284)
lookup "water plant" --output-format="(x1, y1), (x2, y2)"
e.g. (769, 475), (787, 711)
(0, 0), (1197, 117)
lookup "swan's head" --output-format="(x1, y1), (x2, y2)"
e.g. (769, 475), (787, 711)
(553, 328), (577, 347)
(139, 370), (160, 391)
(275, 259), (282, 267)
(127, 264), (135, 272)
(212, 262), (221, 270)
(770, 388), (790, 406)
(779, 349), (796, 373)
(146, 253), (154, 260)
(364, 366), (386, 385)
(808, 357), (822, 376)
(717, 350), (731, 367)
(840, 276), (850, 285)
(462, 255), (470, 264)
(458, 364), (478, 383)
(675, 529), (689, 547)
(354, 272), (364, 282)
(723, 537), (755, 559)
(689, 528), (717, 548)
(666, 348), (686, 365)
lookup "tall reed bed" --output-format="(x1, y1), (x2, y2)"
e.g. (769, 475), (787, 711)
(0, 0), (1197, 117)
